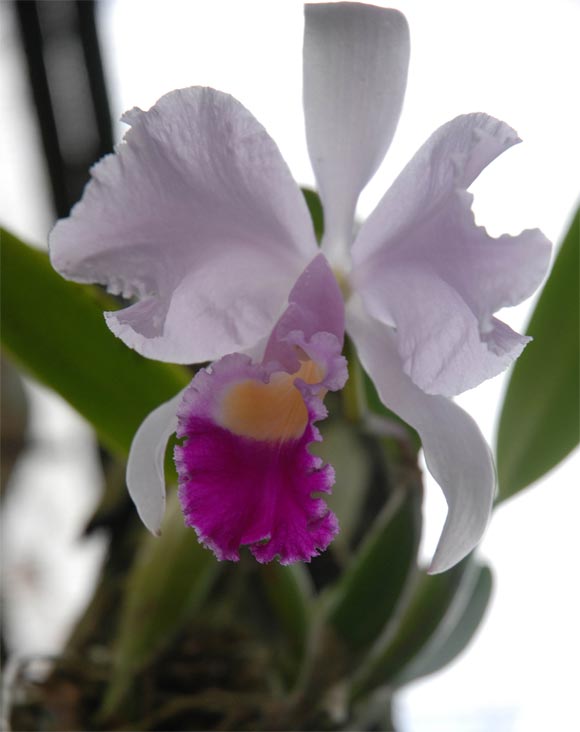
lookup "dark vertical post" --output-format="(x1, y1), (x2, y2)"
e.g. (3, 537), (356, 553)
(13, 0), (114, 218)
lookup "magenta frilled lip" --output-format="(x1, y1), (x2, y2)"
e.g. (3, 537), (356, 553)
(174, 359), (338, 564)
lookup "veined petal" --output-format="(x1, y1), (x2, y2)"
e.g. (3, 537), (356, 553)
(303, 2), (409, 266)
(126, 390), (183, 535)
(356, 262), (532, 396)
(49, 87), (318, 364)
(353, 114), (521, 264)
(352, 114), (551, 395)
(174, 351), (342, 564)
(347, 303), (494, 573)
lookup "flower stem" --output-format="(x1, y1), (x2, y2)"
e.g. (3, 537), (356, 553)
(341, 337), (367, 423)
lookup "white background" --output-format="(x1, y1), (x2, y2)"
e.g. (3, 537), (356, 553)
(1, 1), (579, 730)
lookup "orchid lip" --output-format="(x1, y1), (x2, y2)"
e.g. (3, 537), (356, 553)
(175, 348), (343, 565)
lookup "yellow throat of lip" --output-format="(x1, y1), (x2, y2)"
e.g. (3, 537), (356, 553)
(219, 359), (325, 442)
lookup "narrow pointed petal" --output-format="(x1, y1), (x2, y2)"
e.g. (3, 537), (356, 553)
(347, 304), (494, 573)
(50, 87), (317, 364)
(126, 391), (183, 534)
(303, 3), (409, 265)
(174, 353), (342, 564)
(352, 114), (551, 395)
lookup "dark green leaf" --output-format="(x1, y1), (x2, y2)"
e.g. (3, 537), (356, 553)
(0, 229), (190, 455)
(496, 208), (579, 500)
(259, 563), (314, 660)
(302, 188), (324, 242)
(393, 564), (492, 686)
(101, 494), (219, 717)
(326, 482), (422, 655)
(352, 556), (473, 698)
(314, 418), (371, 562)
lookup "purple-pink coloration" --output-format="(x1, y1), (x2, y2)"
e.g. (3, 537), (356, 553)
(263, 254), (345, 371)
(174, 354), (339, 564)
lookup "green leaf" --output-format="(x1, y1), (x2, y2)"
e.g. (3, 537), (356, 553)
(302, 188), (324, 242)
(393, 564), (492, 686)
(496, 208), (580, 500)
(314, 418), (372, 562)
(326, 482), (422, 656)
(259, 562), (314, 661)
(0, 229), (190, 455)
(352, 556), (473, 698)
(101, 494), (219, 717)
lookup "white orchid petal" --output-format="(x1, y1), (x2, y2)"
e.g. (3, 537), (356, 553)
(303, 2), (409, 265)
(347, 303), (495, 573)
(352, 114), (551, 395)
(50, 87), (317, 364)
(355, 261), (534, 397)
(126, 390), (184, 535)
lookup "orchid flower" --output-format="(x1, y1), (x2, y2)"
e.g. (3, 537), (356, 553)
(49, 2), (550, 573)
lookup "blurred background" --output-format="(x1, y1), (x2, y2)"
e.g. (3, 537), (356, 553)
(1, 1), (579, 730)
